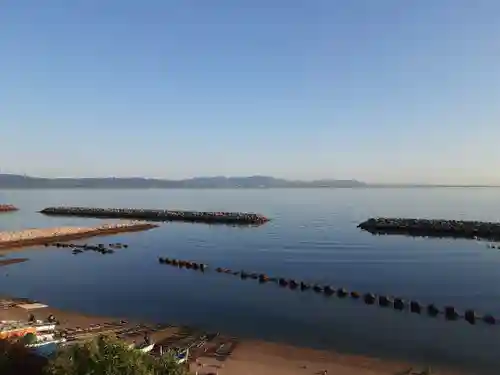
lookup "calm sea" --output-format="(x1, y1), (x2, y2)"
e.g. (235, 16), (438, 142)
(1, 188), (500, 374)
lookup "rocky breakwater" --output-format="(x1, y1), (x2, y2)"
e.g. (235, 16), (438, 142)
(0, 221), (158, 249)
(40, 206), (270, 225)
(0, 204), (18, 213)
(358, 217), (500, 241)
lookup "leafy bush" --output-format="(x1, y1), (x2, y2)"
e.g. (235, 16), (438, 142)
(22, 332), (38, 345)
(44, 335), (187, 375)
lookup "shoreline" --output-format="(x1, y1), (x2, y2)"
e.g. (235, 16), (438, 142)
(0, 296), (469, 375)
(0, 222), (158, 250)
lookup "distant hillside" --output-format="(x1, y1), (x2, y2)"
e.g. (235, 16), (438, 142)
(0, 174), (366, 189)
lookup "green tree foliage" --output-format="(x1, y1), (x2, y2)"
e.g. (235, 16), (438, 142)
(44, 335), (187, 375)
(22, 332), (38, 345)
(0, 339), (45, 375)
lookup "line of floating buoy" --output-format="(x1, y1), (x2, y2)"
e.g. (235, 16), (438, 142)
(358, 217), (500, 241)
(44, 242), (128, 255)
(156, 257), (497, 327)
(40, 206), (270, 226)
(158, 257), (207, 271)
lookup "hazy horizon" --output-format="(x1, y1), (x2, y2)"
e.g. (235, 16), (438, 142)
(2, 172), (500, 186)
(2, 1), (499, 185)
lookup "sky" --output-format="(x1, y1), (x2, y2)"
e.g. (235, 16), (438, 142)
(1, 0), (499, 184)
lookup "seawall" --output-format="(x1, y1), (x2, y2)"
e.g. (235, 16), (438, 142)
(39, 206), (269, 225)
(358, 217), (500, 241)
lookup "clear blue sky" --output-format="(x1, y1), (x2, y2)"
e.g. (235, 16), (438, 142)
(1, 1), (499, 184)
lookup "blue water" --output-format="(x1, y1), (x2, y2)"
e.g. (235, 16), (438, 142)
(1, 188), (500, 374)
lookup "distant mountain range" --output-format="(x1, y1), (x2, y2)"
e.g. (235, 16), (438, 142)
(0, 174), (366, 189)
(0, 174), (497, 189)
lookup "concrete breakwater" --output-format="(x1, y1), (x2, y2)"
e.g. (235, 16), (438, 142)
(0, 222), (158, 250)
(358, 217), (500, 241)
(40, 206), (270, 225)
(0, 204), (18, 213)
(158, 256), (496, 327)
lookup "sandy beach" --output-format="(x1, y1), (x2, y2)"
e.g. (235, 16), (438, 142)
(0, 297), (467, 375)
(0, 222), (158, 250)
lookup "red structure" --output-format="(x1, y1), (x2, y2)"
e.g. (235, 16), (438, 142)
(0, 204), (18, 212)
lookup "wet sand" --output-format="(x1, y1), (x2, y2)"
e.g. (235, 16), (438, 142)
(0, 222), (158, 250)
(0, 297), (467, 375)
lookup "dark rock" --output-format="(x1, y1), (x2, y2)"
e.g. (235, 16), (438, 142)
(300, 282), (311, 291)
(378, 296), (392, 307)
(337, 288), (347, 298)
(464, 309), (477, 325)
(483, 314), (496, 325)
(289, 280), (298, 289)
(394, 298), (405, 310)
(427, 304), (440, 317)
(444, 306), (459, 321)
(364, 293), (376, 304)
(323, 286), (335, 295)
(410, 301), (421, 314)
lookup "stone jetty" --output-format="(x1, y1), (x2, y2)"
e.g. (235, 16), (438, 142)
(0, 222), (158, 250)
(0, 204), (18, 213)
(40, 206), (269, 225)
(358, 217), (500, 241)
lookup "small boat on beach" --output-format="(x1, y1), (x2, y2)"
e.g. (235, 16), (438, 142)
(129, 341), (155, 353)
(175, 348), (189, 364)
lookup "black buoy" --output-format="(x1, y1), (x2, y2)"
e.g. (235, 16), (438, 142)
(394, 298), (405, 310)
(464, 309), (477, 325)
(483, 314), (496, 325)
(351, 291), (360, 299)
(427, 304), (440, 317)
(313, 284), (323, 293)
(378, 295), (392, 307)
(288, 279), (298, 289)
(364, 293), (376, 305)
(410, 301), (422, 314)
(444, 306), (459, 321)
(323, 286), (334, 295)
(337, 288), (347, 298)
